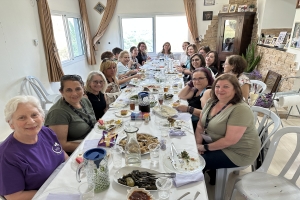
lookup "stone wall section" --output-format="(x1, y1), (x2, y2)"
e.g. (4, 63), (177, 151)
(256, 46), (297, 91)
(200, 0), (258, 50)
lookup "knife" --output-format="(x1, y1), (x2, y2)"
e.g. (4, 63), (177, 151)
(170, 145), (178, 170)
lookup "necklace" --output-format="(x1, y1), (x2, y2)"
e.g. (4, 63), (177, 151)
(94, 93), (101, 101)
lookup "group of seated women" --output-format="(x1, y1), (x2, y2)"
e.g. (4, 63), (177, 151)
(0, 39), (259, 198)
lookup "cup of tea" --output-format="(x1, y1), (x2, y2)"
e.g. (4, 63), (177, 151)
(163, 87), (169, 93)
(129, 100), (136, 111)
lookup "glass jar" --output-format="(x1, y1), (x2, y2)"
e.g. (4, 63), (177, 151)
(124, 126), (141, 166)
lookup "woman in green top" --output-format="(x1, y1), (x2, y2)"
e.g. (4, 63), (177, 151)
(195, 74), (260, 185)
(45, 75), (96, 155)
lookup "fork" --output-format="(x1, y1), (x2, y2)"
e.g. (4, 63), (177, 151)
(171, 142), (183, 164)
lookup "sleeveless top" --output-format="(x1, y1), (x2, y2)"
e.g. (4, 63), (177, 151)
(86, 92), (106, 120)
(187, 88), (206, 121)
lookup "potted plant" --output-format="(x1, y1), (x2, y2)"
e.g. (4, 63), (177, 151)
(242, 42), (263, 74)
(249, 4), (255, 12)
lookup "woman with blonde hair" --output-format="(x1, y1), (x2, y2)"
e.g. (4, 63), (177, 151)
(157, 42), (174, 59)
(100, 59), (122, 104)
(85, 71), (108, 120)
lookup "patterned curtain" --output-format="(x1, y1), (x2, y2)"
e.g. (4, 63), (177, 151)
(92, 0), (118, 50)
(183, 0), (200, 47)
(78, 0), (96, 65)
(37, 0), (64, 82)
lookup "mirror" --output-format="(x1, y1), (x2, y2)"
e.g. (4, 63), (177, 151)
(222, 20), (236, 52)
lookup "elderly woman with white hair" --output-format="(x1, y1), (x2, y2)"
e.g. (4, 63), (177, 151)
(0, 96), (67, 200)
(85, 71), (108, 120)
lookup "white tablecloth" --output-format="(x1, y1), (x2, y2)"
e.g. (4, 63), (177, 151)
(33, 76), (208, 200)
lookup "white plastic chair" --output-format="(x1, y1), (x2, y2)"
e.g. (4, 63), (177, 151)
(250, 79), (267, 94)
(215, 106), (281, 200)
(19, 76), (61, 113)
(230, 126), (300, 200)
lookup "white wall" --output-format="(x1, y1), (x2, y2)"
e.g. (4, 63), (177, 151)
(260, 0), (295, 29)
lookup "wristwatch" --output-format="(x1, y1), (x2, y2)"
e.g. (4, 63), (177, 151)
(204, 144), (210, 151)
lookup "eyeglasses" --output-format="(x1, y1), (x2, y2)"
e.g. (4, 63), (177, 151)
(191, 58), (200, 62)
(92, 80), (104, 85)
(192, 77), (206, 81)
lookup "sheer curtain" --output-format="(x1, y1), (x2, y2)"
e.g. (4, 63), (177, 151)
(78, 0), (96, 65)
(92, 0), (118, 50)
(183, 0), (200, 46)
(37, 0), (64, 82)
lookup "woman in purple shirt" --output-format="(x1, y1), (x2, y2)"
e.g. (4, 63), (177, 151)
(0, 96), (67, 200)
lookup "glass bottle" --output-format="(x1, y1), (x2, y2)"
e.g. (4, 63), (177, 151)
(124, 126), (141, 166)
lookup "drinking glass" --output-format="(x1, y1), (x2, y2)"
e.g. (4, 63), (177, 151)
(158, 93), (164, 110)
(155, 177), (173, 199)
(78, 182), (94, 200)
(129, 100), (136, 111)
(148, 143), (160, 166)
(112, 145), (123, 169)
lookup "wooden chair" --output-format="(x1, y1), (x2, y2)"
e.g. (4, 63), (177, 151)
(263, 70), (282, 93)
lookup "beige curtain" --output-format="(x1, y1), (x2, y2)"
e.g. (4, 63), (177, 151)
(92, 0), (118, 50)
(183, 0), (200, 46)
(78, 0), (96, 65)
(37, 0), (64, 82)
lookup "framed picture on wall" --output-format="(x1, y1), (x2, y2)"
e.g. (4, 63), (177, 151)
(274, 32), (287, 46)
(221, 4), (230, 13)
(291, 22), (300, 49)
(204, 0), (215, 6)
(271, 37), (278, 46)
(296, 0), (300, 9)
(203, 11), (213, 20)
(94, 2), (105, 15)
(229, 4), (237, 13)
(264, 37), (274, 46)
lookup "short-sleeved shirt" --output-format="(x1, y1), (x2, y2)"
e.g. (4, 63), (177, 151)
(45, 98), (96, 141)
(180, 52), (188, 65)
(201, 99), (261, 166)
(117, 62), (130, 88)
(86, 91), (106, 120)
(0, 127), (64, 195)
(238, 73), (251, 87)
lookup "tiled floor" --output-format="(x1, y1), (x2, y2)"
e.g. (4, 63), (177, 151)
(205, 116), (300, 200)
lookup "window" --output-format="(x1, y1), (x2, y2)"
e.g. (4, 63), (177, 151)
(51, 12), (85, 65)
(120, 15), (188, 54)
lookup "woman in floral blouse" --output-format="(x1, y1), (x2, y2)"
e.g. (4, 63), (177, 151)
(223, 55), (251, 100)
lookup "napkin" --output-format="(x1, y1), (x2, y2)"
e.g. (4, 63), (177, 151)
(173, 172), (204, 187)
(83, 139), (99, 152)
(98, 131), (117, 148)
(174, 113), (192, 121)
(46, 193), (80, 200)
(169, 129), (186, 136)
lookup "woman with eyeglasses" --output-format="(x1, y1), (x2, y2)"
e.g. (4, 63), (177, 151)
(156, 42), (174, 59)
(130, 46), (141, 69)
(223, 55), (251, 100)
(198, 46), (211, 59)
(177, 68), (214, 130)
(117, 50), (142, 89)
(85, 71), (108, 120)
(136, 42), (151, 65)
(45, 75), (96, 155)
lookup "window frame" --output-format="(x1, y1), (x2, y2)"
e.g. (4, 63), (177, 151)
(118, 13), (189, 56)
(51, 11), (85, 67)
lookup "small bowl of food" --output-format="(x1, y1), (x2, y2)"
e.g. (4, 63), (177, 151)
(127, 187), (154, 200)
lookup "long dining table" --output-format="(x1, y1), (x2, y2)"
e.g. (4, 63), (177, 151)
(33, 63), (208, 200)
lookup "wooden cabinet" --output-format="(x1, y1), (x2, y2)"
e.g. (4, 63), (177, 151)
(216, 12), (255, 66)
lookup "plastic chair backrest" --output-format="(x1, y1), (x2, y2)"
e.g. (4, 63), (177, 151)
(250, 80), (267, 94)
(250, 106), (281, 149)
(257, 126), (300, 184)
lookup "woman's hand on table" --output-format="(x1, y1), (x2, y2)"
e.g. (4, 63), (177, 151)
(177, 66), (184, 72)
(176, 105), (188, 112)
(197, 143), (205, 154)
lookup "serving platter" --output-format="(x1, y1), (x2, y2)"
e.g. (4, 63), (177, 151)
(113, 166), (160, 191)
(117, 133), (159, 155)
(153, 105), (178, 118)
(163, 149), (205, 174)
(94, 119), (123, 133)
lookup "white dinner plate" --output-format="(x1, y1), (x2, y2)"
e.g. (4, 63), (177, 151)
(114, 110), (132, 117)
(163, 149), (205, 174)
(109, 101), (127, 108)
(33, 187), (80, 200)
(153, 105), (178, 118)
(113, 166), (160, 191)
